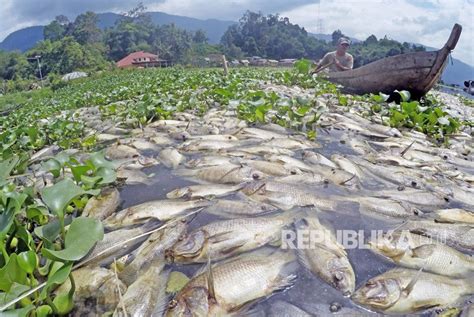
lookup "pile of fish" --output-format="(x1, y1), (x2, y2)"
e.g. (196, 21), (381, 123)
(42, 88), (474, 317)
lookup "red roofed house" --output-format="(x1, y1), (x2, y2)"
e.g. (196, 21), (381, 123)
(116, 51), (171, 68)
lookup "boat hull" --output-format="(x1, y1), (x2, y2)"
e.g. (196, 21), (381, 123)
(326, 24), (462, 99)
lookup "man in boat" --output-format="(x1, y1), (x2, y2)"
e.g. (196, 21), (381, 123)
(311, 37), (354, 74)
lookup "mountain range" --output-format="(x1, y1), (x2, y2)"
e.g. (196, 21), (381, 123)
(1, 11), (472, 86)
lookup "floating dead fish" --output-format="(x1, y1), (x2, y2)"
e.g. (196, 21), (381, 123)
(104, 199), (211, 228)
(296, 216), (355, 296)
(352, 268), (474, 314)
(369, 231), (474, 278)
(165, 249), (297, 316)
(82, 187), (121, 221)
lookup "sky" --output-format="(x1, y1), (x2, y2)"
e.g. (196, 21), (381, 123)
(1, 0), (473, 66)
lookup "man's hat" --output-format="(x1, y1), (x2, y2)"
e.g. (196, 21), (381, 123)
(338, 37), (351, 45)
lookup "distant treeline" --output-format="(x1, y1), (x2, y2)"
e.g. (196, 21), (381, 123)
(0, 5), (425, 92)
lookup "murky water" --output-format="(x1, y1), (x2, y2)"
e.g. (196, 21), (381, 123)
(115, 125), (472, 317)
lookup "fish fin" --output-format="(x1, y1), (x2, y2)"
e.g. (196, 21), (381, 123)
(152, 269), (171, 316)
(400, 140), (415, 157)
(410, 244), (436, 259)
(208, 230), (234, 243)
(402, 266), (424, 297)
(206, 255), (217, 302)
(296, 248), (313, 273)
(270, 273), (297, 292)
(219, 243), (247, 255)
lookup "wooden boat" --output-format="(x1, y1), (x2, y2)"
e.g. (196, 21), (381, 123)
(326, 24), (462, 99)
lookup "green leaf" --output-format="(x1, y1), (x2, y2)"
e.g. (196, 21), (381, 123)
(41, 159), (61, 178)
(0, 283), (30, 308)
(396, 90), (411, 102)
(166, 271), (190, 294)
(68, 164), (92, 183)
(96, 167), (117, 185)
(0, 254), (28, 292)
(41, 217), (103, 262)
(35, 305), (53, 317)
(34, 217), (72, 244)
(0, 305), (34, 317)
(41, 179), (85, 217)
(17, 251), (37, 274)
(0, 156), (19, 186)
(40, 262), (72, 300)
(87, 151), (116, 170)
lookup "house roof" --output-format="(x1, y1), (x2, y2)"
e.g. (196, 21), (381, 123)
(116, 51), (159, 68)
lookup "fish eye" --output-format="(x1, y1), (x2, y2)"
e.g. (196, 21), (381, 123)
(366, 281), (376, 288)
(334, 272), (344, 281)
(178, 234), (187, 241)
(252, 173), (261, 179)
(168, 299), (178, 309)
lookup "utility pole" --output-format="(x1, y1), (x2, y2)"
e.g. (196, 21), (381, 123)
(27, 55), (43, 88)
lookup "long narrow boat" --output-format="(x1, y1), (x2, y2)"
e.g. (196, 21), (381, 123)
(326, 24), (462, 99)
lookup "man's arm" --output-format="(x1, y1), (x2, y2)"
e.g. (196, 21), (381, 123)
(311, 54), (330, 74)
(334, 55), (353, 71)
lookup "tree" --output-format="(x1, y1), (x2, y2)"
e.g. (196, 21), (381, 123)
(193, 30), (208, 44)
(221, 11), (329, 59)
(71, 12), (102, 45)
(44, 21), (66, 41)
(331, 30), (346, 45)
(364, 35), (378, 45)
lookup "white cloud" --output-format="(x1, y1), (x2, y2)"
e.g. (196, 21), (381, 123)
(281, 0), (474, 66)
(1, 0), (472, 66)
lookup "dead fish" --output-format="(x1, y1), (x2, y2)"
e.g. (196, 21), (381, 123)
(372, 188), (448, 207)
(167, 212), (299, 263)
(402, 220), (474, 251)
(236, 127), (287, 140)
(174, 164), (264, 184)
(148, 120), (189, 131)
(434, 208), (474, 224)
(81, 223), (158, 267)
(243, 160), (302, 176)
(168, 130), (192, 141)
(165, 250), (297, 316)
(56, 267), (126, 315)
(185, 155), (234, 168)
(96, 133), (121, 142)
(240, 180), (345, 211)
(296, 217), (355, 296)
(131, 139), (160, 151)
(82, 187), (121, 221)
(352, 268), (474, 314)
(159, 147), (185, 169)
(331, 154), (367, 180)
(106, 144), (140, 160)
(233, 145), (295, 156)
(150, 134), (174, 146)
(302, 150), (337, 168)
(166, 184), (243, 199)
(276, 173), (327, 185)
(116, 263), (168, 317)
(343, 196), (421, 219)
(369, 231), (474, 278)
(188, 134), (239, 142)
(116, 168), (153, 185)
(180, 140), (235, 152)
(29, 145), (60, 162)
(104, 199), (211, 228)
(264, 138), (317, 150)
(119, 220), (187, 286)
(203, 196), (278, 218)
